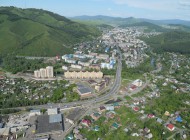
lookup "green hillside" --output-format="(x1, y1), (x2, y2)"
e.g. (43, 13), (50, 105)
(141, 31), (190, 54)
(120, 21), (169, 32)
(0, 7), (101, 57)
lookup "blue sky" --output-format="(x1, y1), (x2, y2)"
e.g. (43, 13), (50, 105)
(1, 0), (190, 20)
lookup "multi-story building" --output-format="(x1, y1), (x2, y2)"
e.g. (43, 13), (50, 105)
(46, 66), (54, 78)
(101, 63), (114, 69)
(40, 68), (47, 78)
(71, 64), (82, 70)
(34, 70), (41, 78)
(64, 71), (103, 79)
(34, 66), (54, 78)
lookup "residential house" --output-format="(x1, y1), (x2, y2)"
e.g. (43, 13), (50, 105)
(98, 106), (106, 113)
(81, 119), (91, 127)
(166, 124), (175, 131)
(91, 113), (101, 121)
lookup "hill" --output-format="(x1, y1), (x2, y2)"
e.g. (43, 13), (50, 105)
(0, 7), (101, 57)
(119, 21), (168, 32)
(141, 31), (190, 54)
(71, 15), (190, 27)
(71, 15), (141, 26)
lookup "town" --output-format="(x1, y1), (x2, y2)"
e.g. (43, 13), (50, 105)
(0, 26), (190, 140)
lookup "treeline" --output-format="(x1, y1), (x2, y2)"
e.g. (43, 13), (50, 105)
(141, 31), (190, 54)
(122, 58), (154, 79)
(2, 55), (48, 74)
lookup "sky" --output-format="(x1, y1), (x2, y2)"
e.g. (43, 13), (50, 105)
(0, 0), (190, 20)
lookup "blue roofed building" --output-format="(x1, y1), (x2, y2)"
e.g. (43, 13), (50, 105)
(105, 47), (110, 53)
(176, 116), (182, 122)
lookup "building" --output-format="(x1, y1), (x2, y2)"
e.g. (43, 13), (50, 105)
(34, 70), (41, 78)
(62, 66), (68, 71)
(64, 71), (103, 79)
(34, 66), (54, 78)
(48, 108), (58, 115)
(132, 79), (143, 87)
(65, 59), (76, 64)
(95, 81), (106, 91)
(78, 61), (90, 67)
(29, 110), (41, 117)
(46, 66), (54, 78)
(101, 63), (114, 69)
(77, 84), (92, 98)
(90, 113), (101, 121)
(81, 119), (91, 127)
(96, 54), (109, 60)
(40, 68), (47, 78)
(35, 114), (64, 137)
(166, 124), (175, 131)
(71, 64), (82, 70)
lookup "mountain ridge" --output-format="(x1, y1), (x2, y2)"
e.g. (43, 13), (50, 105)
(0, 7), (101, 57)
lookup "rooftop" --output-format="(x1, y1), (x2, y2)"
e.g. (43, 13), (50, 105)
(36, 114), (64, 134)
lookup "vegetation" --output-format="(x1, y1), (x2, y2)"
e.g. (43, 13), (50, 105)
(122, 58), (154, 80)
(120, 21), (168, 32)
(2, 55), (49, 74)
(141, 31), (190, 54)
(0, 7), (101, 57)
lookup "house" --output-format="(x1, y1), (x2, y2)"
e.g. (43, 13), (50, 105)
(113, 102), (120, 109)
(106, 111), (116, 119)
(133, 107), (139, 112)
(81, 119), (91, 127)
(98, 106), (106, 113)
(66, 134), (74, 140)
(93, 125), (100, 132)
(129, 85), (137, 91)
(156, 118), (163, 124)
(143, 127), (150, 134)
(164, 111), (170, 116)
(91, 112), (101, 121)
(145, 133), (153, 139)
(147, 114), (155, 118)
(176, 115), (182, 122)
(166, 124), (175, 131)
(112, 122), (120, 129)
(106, 106), (114, 111)
(124, 128), (129, 132)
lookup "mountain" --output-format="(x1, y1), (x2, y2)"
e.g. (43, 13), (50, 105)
(71, 15), (190, 27)
(119, 21), (169, 32)
(0, 7), (101, 57)
(71, 15), (141, 26)
(141, 31), (190, 54)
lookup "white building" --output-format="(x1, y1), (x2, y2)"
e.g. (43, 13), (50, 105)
(132, 79), (143, 87)
(71, 64), (82, 69)
(34, 70), (41, 78)
(46, 66), (54, 78)
(29, 110), (41, 117)
(101, 63), (114, 69)
(40, 68), (47, 78)
(62, 66), (68, 71)
(34, 66), (54, 78)
(65, 59), (76, 64)
(47, 108), (58, 115)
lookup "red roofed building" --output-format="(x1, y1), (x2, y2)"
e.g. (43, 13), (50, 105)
(129, 85), (137, 91)
(81, 119), (91, 127)
(167, 124), (175, 131)
(147, 114), (155, 118)
(133, 107), (139, 112)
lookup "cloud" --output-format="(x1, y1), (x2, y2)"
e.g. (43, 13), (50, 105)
(112, 0), (178, 11)
(179, 0), (190, 8)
